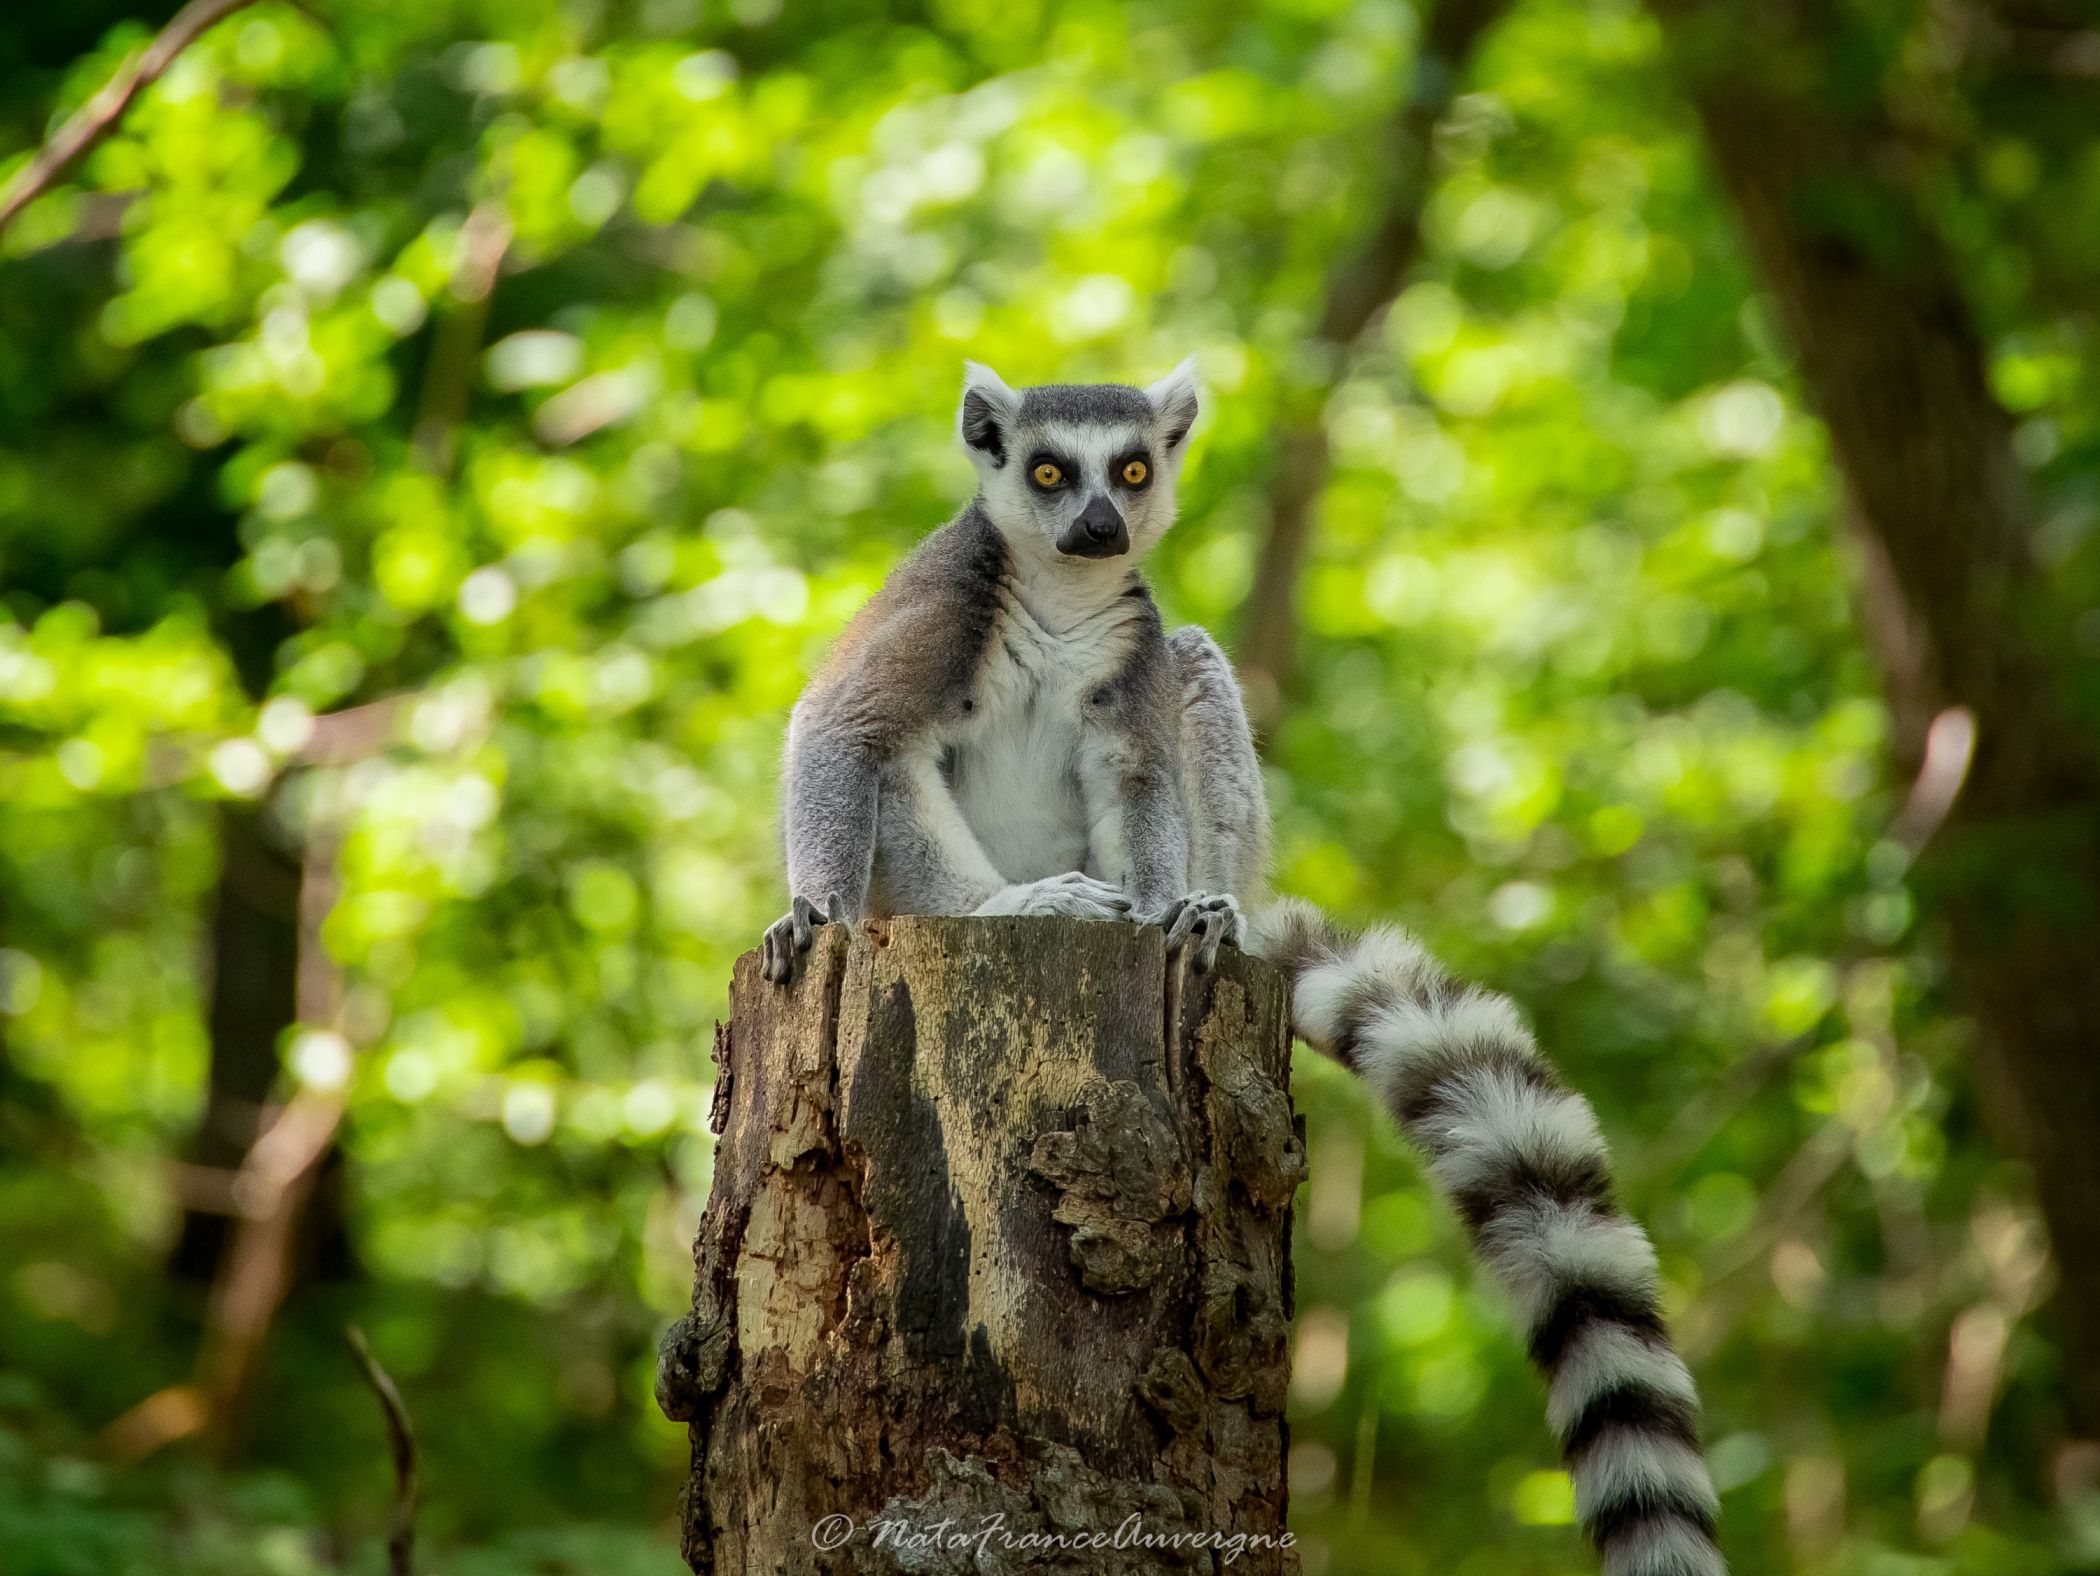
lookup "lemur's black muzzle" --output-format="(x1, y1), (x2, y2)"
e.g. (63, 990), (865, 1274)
(1058, 494), (1129, 559)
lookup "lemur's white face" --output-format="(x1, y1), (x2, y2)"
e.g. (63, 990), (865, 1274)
(956, 359), (1199, 568)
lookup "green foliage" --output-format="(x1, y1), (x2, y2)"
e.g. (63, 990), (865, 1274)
(2, 1), (2098, 1573)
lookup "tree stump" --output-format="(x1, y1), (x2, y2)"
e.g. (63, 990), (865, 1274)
(656, 915), (1304, 1574)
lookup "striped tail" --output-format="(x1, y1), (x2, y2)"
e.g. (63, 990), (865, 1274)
(1246, 898), (1726, 1576)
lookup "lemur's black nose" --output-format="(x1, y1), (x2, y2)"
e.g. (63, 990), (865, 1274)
(1059, 494), (1129, 559)
(1079, 496), (1122, 542)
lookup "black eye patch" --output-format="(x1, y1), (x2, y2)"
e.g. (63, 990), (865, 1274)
(1113, 451), (1154, 489)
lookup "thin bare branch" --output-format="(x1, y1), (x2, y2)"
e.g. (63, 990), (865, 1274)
(346, 1326), (419, 1576)
(99, 1383), (209, 1463)
(0, 0), (270, 239)
(195, 1088), (344, 1441)
(1886, 705), (1978, 858)
(287, 688), (430, 765)
(411, 200), (513, 476)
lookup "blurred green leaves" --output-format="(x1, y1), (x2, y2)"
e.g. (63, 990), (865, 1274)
(1, 0), (2097, 1573)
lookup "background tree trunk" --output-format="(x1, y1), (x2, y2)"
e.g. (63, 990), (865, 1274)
(656, 916), (1305, 1574)
(1237, 0), (1514, 727)
(1652, 0), (2100, 1429)
(171, 799), (355, 1294)
(170, 801), (303, 1281)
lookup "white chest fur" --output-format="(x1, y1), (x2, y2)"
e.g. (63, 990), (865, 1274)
(946, 591), (1135, 884)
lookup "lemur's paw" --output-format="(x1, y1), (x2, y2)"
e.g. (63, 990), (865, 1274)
(977, 872), (1135, 921)
(760, 892), (845, 984)
(1155, 891), (1242, 974)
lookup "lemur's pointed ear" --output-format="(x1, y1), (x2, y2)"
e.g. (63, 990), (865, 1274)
(1146, 356), (1200, 453)
(958, 361), (1019, 467)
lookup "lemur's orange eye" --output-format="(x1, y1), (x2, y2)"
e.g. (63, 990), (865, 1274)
(1121, 458), (1149, 486)
(1032, 462), (1063, 488)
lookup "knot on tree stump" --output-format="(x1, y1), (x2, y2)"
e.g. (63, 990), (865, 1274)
(1028, 1079), (1192, 1294)
(659, 916), (1301, 1575)
(654, 1306), (731, 1423)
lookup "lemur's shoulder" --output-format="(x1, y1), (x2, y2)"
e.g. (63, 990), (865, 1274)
(796, 503), (1007, 750)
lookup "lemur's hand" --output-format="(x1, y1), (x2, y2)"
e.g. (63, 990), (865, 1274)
(975, 872), (1134, 921)
(760, 892), (846, 984)
(1154, 891), (1241, 973)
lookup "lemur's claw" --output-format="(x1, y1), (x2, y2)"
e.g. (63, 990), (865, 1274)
(1157, 891), (1241, 974)
(761, 894), (843, 984)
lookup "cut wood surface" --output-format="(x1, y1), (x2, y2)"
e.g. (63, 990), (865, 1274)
(657, 915), (1304, 1573)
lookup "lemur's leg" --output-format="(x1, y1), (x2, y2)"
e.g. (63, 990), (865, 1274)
(879, 750), (1132, 922)
(1170, 626), (1268, 892)
(1156, 626), (1269, 970)
(874, 752), (1007, 912)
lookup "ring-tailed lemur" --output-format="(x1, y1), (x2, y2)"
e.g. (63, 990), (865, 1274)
(760, 360), (1726, 1576)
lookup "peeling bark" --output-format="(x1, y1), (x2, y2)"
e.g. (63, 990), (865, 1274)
(659, 917), (1303, 1574)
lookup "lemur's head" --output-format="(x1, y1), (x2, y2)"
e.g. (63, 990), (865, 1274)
(956, 359), (1199, 566)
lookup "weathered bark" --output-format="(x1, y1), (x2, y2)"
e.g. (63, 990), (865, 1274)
(1237, 0), (1515, 726)
(1652, 0), (2100, 1426)
(657, 916), (1304, 1574)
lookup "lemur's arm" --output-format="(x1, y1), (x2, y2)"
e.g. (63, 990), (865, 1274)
(762, 706), (876, 982)
(763, 539), (978, 980)
(779, 707), (879, 917)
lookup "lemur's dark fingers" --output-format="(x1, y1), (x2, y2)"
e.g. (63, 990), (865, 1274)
(1195, 916), (1227, 973)
(762, 907), (818, 983)
(825, 891), (848, 927)
(1165, 902), (1202, 953)
(791, 895), (820, 949)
